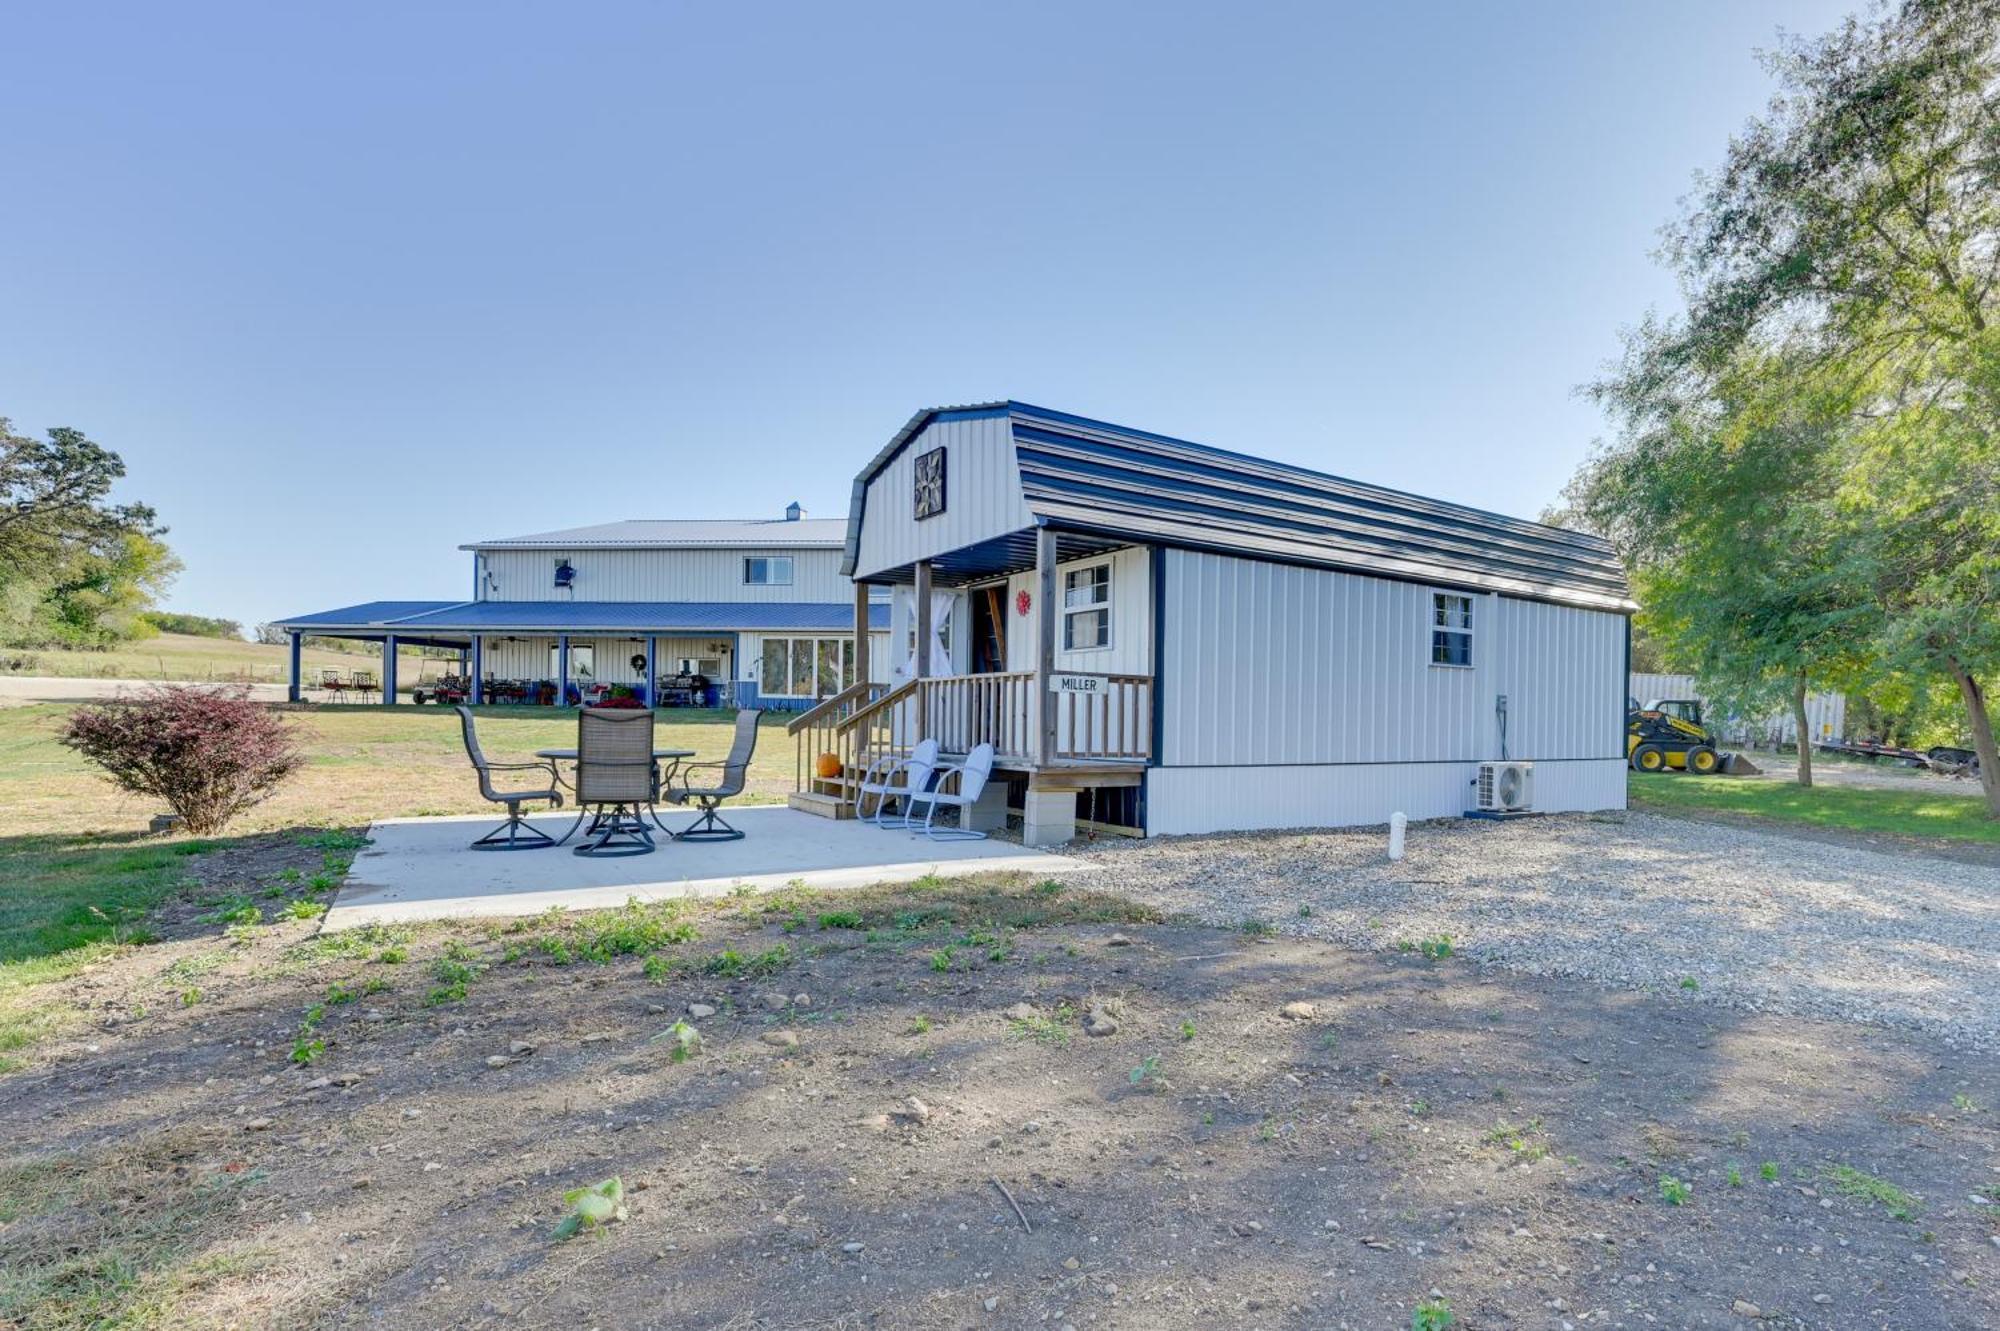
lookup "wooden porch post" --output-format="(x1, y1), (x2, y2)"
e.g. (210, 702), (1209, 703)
(852, 580), (871, 687)
(914, 562), (933, 678)
(913, 561), (932, 742)
(1035, 527), (1057, 767)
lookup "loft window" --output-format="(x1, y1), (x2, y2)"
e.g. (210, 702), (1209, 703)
(1062, 562), (1112, 651)
(744, 555), (794, 586)
(1430, 593), (1473, 667)
(553, 559), (576, 589)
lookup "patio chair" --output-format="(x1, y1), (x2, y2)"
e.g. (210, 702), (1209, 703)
(904, 742), (997, 841)
(456, 706), (564, 850)
(318, 669), (347, 701)
(664, 708), (762, 841)
(349, 669), (378, 702)
(567, 706), (661, 857)
(856, 738), (940, 829)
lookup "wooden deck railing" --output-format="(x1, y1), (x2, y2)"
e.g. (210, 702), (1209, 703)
(1052, 673), (1153, 761)
(794, 671), (1153, 804)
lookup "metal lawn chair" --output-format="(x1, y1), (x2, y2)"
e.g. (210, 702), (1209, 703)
(856, 738), (940, 829)
(567, 706), (661, 856)
(349, 669), (378, 702)
(318, 669), (347, 702)
(904, 742), (997, 841)
(456, 706), (564, 850)
(664, 709), (761, 841)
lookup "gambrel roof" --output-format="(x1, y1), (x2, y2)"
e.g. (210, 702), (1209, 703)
(844, 401), (1634, 612)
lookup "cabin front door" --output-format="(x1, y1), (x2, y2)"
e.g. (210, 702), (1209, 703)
(971, 584), (1008, 674)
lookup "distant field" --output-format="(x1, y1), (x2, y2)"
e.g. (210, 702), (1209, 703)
(0, 704), (797, 839)
(0, 633), (440, 686)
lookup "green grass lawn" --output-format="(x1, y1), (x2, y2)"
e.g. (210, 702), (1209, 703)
(0, 703), (799, 839)
(1, 631), (439, 686)
(0, 704), (803, 1071)
(1628, 770), (2000, 843)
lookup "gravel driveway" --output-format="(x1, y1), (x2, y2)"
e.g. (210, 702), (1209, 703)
(1078, 810), (2000, 1050)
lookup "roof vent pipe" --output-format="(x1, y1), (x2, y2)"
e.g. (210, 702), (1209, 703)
(784, 501), (803, 521)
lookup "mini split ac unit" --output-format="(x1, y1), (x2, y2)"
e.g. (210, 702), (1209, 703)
(1475, 760), (1534, 812)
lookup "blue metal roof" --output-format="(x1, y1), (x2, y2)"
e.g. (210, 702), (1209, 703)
(276, 601), (888, 634)
(845, 402), (1635, 612)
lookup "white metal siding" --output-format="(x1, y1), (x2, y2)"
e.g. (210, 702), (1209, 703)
(990, 545), (1153, 677)
(1629, 672), (1847, 745)
(480, 636), (727, 684)
(1159, 549), (1624, 768)
(479, 546), (851, 603)
(852, 415), (1035, 581)
(1145, 758), (1628, 835)
(1485, 596), (1628, 761)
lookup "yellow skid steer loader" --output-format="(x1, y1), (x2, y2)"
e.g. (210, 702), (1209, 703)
(1627, 699), (1743, 774)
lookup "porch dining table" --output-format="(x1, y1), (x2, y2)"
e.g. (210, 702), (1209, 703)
(535, 746), (700, 842)
(534, 746), (697, 788)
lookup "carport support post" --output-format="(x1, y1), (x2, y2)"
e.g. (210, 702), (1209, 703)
(470, 637), (484, 704)
(287, 631), (302, 703)
(644, 635), (657, 707)
(381, 635), (398, 706)
(558, 634), (571, 707)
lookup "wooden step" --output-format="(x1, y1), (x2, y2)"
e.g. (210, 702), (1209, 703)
(787, 791), (854, 820)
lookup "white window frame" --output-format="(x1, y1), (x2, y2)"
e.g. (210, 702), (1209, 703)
(755, 635), (855, 699)
(743, 555), (795, 587)
(549, 643), (596, 680)
(1429, 592), (1473, 668)
(1061, 560), (1113, 653)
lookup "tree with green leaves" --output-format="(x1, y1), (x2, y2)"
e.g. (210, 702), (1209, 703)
(1576, 340), (1873, 786)
(1579, 0), (2000, 813)
(0, 416), (171, 648)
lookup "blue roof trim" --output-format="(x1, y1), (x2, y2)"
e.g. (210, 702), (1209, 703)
(278, 601), (889, 634)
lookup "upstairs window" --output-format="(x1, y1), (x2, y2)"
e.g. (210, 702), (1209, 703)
(1062, 562), (1112, 651)
(743, 555), (794, 586)
(1431, 593), (1473, 667)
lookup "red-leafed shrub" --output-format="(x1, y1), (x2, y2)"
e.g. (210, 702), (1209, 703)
(60, 685), (302, 834)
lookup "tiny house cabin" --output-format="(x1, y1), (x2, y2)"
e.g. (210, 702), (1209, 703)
(787, 402), (1634, 845)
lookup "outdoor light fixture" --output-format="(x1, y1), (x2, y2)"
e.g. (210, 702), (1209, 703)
(553, 560), (576, 589)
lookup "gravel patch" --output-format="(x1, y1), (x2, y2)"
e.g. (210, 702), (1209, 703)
(1077, 810), (2000, 1050)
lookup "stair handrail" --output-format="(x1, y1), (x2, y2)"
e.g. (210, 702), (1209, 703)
(785, 680), (883, 735)
(832, 678), (918, 736)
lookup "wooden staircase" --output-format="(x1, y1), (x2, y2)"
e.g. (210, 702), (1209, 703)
(785, 680), (911, 819)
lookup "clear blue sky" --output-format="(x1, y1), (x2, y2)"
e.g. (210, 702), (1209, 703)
(0, 1), (1853, 629)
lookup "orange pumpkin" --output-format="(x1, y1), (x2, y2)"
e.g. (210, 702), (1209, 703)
(815, 752), (843, 779)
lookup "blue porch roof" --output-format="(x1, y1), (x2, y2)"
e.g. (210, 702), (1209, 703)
(276, 600), (889, 635)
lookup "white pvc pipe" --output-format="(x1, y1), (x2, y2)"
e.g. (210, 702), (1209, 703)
(1388, 811), (1407, 861)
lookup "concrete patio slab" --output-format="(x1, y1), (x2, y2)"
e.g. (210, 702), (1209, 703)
(325, 805), (1091, 928)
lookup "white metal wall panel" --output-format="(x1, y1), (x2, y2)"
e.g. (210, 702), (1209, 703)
(480, 547), (851, 603)
(1485, 596), (1627, 760)
(852, 416), (1035, 581)
(993, 545), (1153, 677)
(1160, 549), (1625, 768)
(1628, 672), (1847, 744)
(1144, 758), (1628, 835)
(479, 636), (721, 684)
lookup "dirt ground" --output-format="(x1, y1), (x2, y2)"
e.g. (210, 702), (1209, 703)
(4, 834), (1999, 1331)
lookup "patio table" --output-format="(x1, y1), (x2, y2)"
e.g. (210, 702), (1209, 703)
(535, 747), (696, 788)
(536, 746), (698, 842)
